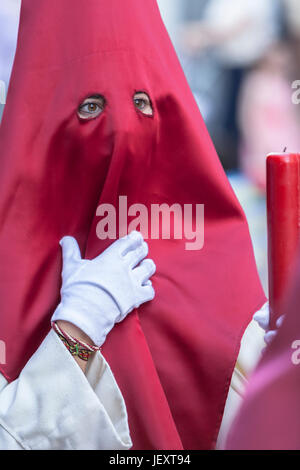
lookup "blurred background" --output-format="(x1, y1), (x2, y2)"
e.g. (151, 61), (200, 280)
(1, 0), (300, 293)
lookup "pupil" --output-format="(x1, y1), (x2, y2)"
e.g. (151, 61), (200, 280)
(136, 99), (144, 108)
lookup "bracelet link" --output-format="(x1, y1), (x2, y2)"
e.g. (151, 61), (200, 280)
(51, 321), (101, 361)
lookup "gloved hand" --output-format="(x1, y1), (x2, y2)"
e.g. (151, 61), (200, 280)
(253, 301), (284, 345)
(51, 231), (156, 346)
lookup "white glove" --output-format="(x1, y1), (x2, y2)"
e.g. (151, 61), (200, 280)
(253, 301), (284, 345)
(51, 231), (156, 346)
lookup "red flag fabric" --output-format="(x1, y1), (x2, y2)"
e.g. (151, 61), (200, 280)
(226, 251), (300, 450)
(0, 0), (265, 449)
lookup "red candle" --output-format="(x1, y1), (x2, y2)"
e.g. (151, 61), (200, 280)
(267, 153), (300, 329)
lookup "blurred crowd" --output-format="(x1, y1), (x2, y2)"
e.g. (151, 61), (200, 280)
(175, 0), (300, 292)
(179, 0), (300, 189)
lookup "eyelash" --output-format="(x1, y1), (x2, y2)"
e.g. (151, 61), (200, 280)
(77, 93), (153, 120)
(79, 103), (102, 113)
(133, 92), (153, 116)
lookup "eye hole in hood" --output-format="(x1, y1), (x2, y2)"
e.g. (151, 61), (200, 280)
(77, 91), (154, 121)
(78, 94), (106, 120)
(133, 91), (153, 116)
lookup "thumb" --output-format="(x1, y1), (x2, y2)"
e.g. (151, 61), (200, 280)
(59, 236), (82, 263)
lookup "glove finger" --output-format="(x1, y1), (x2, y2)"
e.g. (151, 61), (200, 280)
(60, 236), (82, 263)
(133, 259), (156, 284)
(125, 241), (149, 268)
(276, 315), (285, 329)
(120, 231), (144, 256)
(264, 330), (277, 345)
(138, 284), (155, 304)
(253, 302), (270, 331)
(94, 231), (144, 264)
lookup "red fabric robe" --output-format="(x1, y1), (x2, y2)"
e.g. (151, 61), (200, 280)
(0, 0), (266, 449)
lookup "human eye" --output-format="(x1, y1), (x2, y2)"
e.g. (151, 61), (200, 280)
(77, 94), (106, 120)
(133, 92), (153, 116)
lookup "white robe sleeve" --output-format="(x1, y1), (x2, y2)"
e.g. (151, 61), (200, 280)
(0, 329), (132, 450)
(215, 318), (266, 449)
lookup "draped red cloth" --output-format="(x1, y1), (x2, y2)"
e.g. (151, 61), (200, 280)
(0, 0), (265, 449)
(226, 252), (300, 450)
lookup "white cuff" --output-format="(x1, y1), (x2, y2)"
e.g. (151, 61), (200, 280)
(0, 330), (132, 450)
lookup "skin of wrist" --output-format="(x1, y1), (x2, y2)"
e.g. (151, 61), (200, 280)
(55, 320), (96, 372)
(56, 320), (96, 345)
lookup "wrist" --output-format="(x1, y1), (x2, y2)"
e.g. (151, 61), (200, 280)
(56, 320), (96, 346)
(53, 320), (100, 373)
(51, 301), (116, 346)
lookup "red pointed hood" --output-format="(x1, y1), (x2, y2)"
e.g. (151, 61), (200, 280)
(0, 0), (265, 449)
